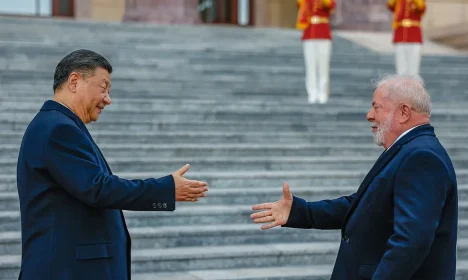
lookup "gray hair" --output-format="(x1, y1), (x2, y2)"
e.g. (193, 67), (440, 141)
(373, 74), (432, 117)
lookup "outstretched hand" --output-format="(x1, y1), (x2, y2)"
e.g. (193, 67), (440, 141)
(172, 164), (208, 202)
(250, 183), (293, 230)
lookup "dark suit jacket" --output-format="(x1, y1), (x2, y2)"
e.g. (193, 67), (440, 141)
(16, 100), (176, 280)
(284, 124), (458, 280)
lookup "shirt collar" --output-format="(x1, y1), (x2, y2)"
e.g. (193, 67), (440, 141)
(386, 124), (424, 151)
(53, 100), (76, 115)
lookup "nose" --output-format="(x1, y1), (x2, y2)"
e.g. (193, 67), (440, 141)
(103, 93), (111, 105)
(366, 109), (374, 122)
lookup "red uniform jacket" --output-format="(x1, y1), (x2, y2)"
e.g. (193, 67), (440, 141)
(296, 0), (335, 40)
(388, 0), (426, 43)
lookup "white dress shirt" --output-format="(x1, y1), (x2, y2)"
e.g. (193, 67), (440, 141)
(386, 124), (424, 151)
(53, 100), (76, 115)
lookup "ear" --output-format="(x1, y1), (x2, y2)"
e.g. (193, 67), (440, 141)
(67, 72), (81, 93)
(399, 103), (412, 123)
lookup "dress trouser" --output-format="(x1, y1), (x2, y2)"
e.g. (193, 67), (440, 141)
(395, 43), (422, 75)
(303, 39), (332, 104)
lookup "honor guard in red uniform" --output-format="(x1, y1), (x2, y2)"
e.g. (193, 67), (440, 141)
(388, 0), (426, 75)
(297, 0), (335, 104)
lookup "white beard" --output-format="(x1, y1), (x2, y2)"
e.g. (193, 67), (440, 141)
(372, 110), (395, 146)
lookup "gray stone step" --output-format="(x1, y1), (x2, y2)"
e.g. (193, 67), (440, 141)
(2, 59), (466, 82)
(1, 92), (467, 106)
(1, 100), (466, 117)
(2, 91), (465, 105)
(2, 106), (467, 124)
(0, 130), (373, 145)
(0, 76), (464, 91)
(0, 143), (384, 159)
(0, 185), (356, 210)
(0, 143), (384, 160)
(132, 265), (333, 280)
(458, 239), (468, 259)
(1, 82), (466, 103)
(132, 262), (468, 280)
(0, 38), (462, 62)
(0, 224), (342, 255)
(0, 106), (377, 117)
(1, 259), (468, 280)
(2, 96), (467, 110)
(4, 184), (468, 209)
(0, 23), (464, 67)
(1, 60), (468, 77)
(0, 56), (461, 81)
(0, 211), (20, 233)
(0, 47), (381, 67)
(0, 156), (380, 175)
(4, 170), (468, 197)
(0, 242), (341, 278)
(0, 28), (461, 61)
(460, 220), (468, 238)
(0, 47), (464, 68)
(1, 241), (468, 278)
(0, 254), (19, 279)
(0, 70), (465, 93)
(0, 204), (262, 231)
(3, 116), (467, 134)
(2, 201), (468, 232)
(3, 130), (468, 145)
(3, 155), (468, 175)
(131, 200), (468, 229)
(4, 142), (468, 159)
(0, 111), (380, 125)
(0, 76), (466, 94)
(2, 96), (465, 110)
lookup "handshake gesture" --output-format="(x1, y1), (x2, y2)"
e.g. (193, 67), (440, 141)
(250, 183), (293, 230)
(171, 163), (295, 232)
(172, 164), (208, 202)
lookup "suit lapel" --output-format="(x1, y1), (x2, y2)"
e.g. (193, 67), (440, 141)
(40, 100), (113, 175)
(77, 124), (113, 175)
(341, 124), (435, 232)
(341, 145), (401, 232)
(65, 111), (114, 176)
(85, 132), (114, 176)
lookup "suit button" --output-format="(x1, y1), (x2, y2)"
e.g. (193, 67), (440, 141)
(163, 203), (167, 209)
(157, 203), (162, 208)
(346, 237), (350, 243)
(152, 203), (157, 209)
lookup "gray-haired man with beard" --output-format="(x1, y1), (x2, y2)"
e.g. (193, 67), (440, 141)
(250, 74), (458, 280)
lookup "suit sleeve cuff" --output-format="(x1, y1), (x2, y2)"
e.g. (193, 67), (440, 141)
(147, 174), (176, 211)
(282, 196), (311, 228)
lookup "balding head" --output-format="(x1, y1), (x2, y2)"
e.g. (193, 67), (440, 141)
(366, 74), (431, 149)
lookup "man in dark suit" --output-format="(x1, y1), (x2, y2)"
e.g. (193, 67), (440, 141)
(250, 74), (458, 279)
(16, 49), (208, 280)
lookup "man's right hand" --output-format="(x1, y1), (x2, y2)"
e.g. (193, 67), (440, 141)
(250, 183), (293, 230)
(172, 164), (208, 202)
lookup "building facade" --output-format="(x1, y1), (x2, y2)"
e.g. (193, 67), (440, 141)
(0, 0), (467, 48)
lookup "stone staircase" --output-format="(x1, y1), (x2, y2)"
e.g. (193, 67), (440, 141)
(0, 16), (468, 279)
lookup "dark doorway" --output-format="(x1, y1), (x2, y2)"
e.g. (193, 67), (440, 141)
(52, 0), (74, 17)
